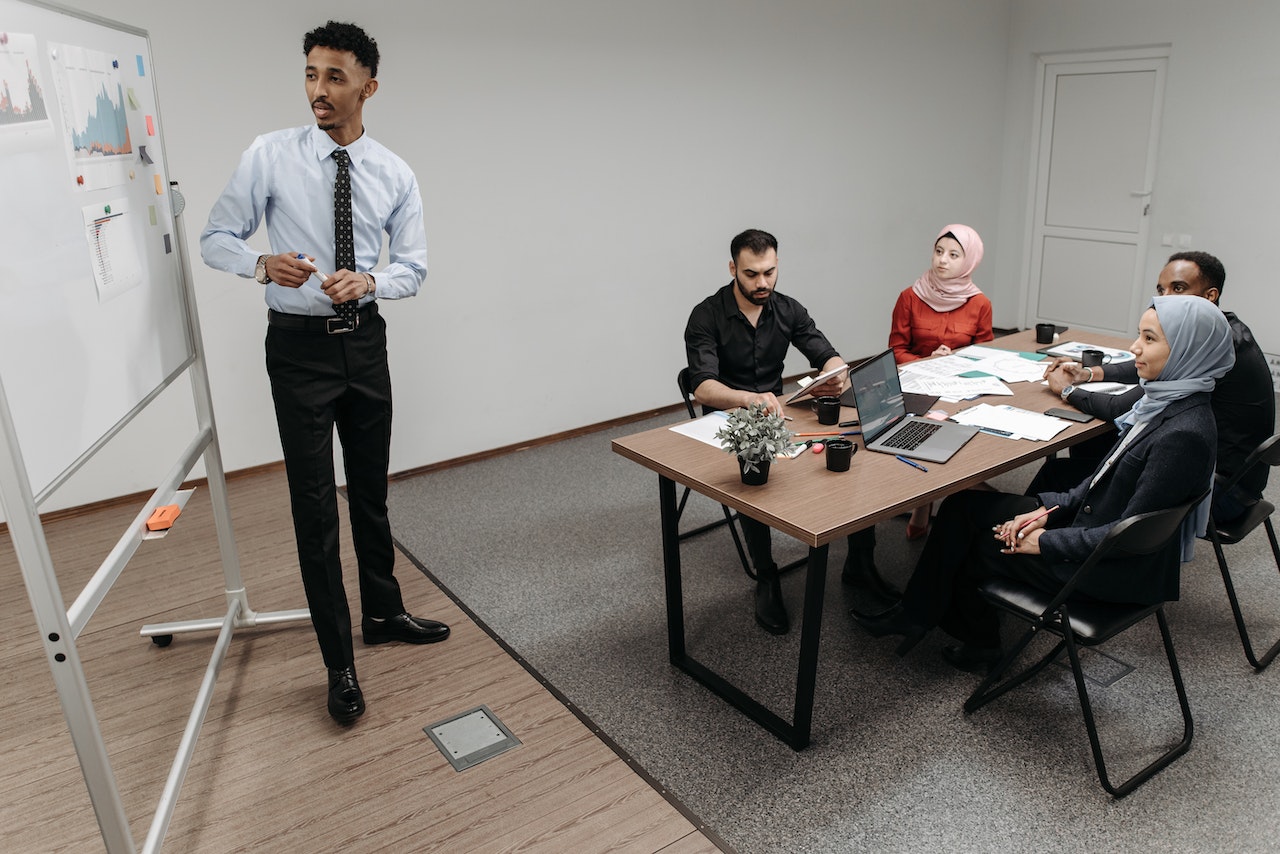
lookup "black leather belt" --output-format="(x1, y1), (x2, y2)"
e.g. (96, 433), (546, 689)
(267, 302), (378, 334)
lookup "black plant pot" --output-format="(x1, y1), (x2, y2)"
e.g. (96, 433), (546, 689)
(739, 457), (770, 485)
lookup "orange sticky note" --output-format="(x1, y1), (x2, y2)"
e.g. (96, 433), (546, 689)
(153, 174), (163, 194)
(145, 115), (155, 135)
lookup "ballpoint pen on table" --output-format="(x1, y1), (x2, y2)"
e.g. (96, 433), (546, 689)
(1016, 504), (1059, 539)
(894, 455), (927, 472)
(794, 430), (861, 438)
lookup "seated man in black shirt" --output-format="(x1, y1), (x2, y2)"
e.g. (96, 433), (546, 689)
(684, 228), (892, 635)
(1033, 251), (1274, 521)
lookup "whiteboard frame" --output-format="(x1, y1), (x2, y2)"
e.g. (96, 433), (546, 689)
(0, 3), (309, 851)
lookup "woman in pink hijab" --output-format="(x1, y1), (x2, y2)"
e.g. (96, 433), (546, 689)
(890, 225), (994, 538)
(889, 224), (993, 363)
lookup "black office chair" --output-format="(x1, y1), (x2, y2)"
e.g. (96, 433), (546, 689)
(1200, 432), (1280, 670)
(675, 368), (753, 578)
(963, 495), (1205, 798)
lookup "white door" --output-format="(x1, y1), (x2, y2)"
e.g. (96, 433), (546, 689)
(1024, 50), (1168, 337)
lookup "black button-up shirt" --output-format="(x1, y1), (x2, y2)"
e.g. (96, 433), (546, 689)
(685, 282), (840, 397)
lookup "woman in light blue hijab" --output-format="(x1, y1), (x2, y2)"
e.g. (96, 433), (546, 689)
(1110, 296), (1234, 558)
(852, 295), (1233, 672)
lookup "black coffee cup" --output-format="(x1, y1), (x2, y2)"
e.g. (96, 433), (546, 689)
(825, 439), (855, 472)
(1035, 322), (1055, 345)
(1080, 348), (1110, 369)
(816, 396), (841, 425)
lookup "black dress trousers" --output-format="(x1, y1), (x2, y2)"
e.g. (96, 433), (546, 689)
(266, 311), (405, 669)
(899, 489), (1052, 647)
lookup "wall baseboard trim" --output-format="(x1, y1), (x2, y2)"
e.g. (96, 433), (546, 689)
(7, 368), (866, 534)
(388, 402), (684, 482)
(0, 460), (287, 536)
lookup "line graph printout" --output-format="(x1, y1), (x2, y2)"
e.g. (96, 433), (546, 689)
(48, 41), (131, 190)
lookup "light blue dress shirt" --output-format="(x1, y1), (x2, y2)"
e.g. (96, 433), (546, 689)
(200, 124), (427, 315)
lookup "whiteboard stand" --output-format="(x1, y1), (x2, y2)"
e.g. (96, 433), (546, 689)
(0, 187), (309, 854)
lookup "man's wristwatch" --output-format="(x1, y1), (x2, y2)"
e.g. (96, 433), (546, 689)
(1060, 384), (1076, 401)
(255, 254), (270, 284)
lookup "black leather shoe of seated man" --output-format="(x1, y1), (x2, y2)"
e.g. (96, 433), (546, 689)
(841, 549), (900, 601)
(327, 666), (365, 725)
(362, 612), (451, 645)
(755, 577), (790, 635)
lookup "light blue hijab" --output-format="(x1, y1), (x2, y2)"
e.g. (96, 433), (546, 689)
(1116, 295), (1235, 559)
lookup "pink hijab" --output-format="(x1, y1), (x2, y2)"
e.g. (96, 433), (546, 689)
(911, 224), (984, 313)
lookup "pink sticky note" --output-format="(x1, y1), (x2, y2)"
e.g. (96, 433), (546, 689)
(146, 115), (155, 135)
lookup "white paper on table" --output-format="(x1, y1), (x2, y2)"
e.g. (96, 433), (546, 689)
(958, 354), (1050, 384)
(898, 354), (984, 379)
(1037, 379), (1138, 396)
(950, 403), (1071, 442)
(900, 373), (1013, 401)
(953, 345), (1019, 360)
(668, 411), (807, 457)
(1039, 340), (1135, 363)
(669, 411), (728, 449)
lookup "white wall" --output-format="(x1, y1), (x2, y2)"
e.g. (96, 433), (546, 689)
(27, 0), (1013, 514)
(989, 0), (1280, 346)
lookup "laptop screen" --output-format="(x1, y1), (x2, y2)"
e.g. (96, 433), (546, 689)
(849, 349), (908, 444)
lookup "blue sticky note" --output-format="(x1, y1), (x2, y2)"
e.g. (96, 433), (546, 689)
(136, 55), (145, 76)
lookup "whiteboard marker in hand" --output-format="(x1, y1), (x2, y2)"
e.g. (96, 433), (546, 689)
(296, 253), (329, 284)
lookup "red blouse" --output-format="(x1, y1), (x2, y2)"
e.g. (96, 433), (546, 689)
(888, 287), (993, 364)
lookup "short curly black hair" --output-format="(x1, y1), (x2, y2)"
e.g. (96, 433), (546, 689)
(1167, 250), (1226, 294)
(303, 21), (379, 78)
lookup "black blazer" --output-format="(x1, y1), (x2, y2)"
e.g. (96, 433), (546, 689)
(1035, 392), (1216, 605)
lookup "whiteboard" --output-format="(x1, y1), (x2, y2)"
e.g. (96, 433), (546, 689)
(0, 0), (193, 498)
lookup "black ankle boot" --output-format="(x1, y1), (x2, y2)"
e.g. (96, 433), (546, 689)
(754, 564), (789, 635)
(841, 548), (900, 600)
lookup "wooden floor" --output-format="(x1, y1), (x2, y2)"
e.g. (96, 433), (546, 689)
(0, 469), (722, 853)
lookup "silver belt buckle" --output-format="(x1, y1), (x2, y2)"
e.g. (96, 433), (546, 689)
(326, 315), (357, 334)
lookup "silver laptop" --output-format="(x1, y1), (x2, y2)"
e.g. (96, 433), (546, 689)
(849, 349), (979, 464)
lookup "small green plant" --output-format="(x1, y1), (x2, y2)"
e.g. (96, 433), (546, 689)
(714, 402), (796, 474)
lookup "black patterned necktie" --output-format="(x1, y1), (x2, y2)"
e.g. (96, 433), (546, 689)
(332, 149), (360, 324)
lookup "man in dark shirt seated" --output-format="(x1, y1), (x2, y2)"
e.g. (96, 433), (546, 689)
(1033, 251), (1274, 521)
(684, 228), (892, 635)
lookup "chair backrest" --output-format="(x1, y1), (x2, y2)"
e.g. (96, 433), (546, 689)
(1048, 491), (1208, 611)
(677, 367), (697, 420)
(1215, 432), (1280, 496)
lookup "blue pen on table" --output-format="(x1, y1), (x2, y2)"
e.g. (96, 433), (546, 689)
(894, 455), (928, 472)
(978, 426), (1013, 438)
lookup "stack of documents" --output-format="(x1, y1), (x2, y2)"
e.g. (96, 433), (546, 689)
(950, 403), (1071, 442)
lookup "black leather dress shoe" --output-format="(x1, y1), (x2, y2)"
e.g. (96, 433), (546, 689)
(941, 644), (1002, 674)
(841, 549), (901, 600)
(327, 667), (365, 725)
(849, 603), (928, 655)
(755, 577), (790, 635)
(362, 612), (451, 645)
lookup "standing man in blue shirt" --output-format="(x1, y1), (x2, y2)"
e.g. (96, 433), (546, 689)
(201, 21), (448, 726)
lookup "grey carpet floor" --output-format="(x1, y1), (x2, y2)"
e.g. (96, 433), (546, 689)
(387, 410), (1280, 854)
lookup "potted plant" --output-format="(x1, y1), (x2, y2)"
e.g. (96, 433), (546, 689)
(714, 402), (795, 485)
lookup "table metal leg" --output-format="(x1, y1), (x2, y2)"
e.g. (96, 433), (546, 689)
(657, 474), (827, 750)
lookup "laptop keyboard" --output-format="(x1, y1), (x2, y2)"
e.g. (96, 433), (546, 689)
(880, 420), (941, 451)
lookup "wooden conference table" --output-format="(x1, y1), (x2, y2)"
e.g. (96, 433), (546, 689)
(611, 328), (1134, 749)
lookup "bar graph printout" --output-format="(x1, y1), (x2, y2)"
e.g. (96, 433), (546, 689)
(0, 31), (50, 126)
(81, 197), (141, 299)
